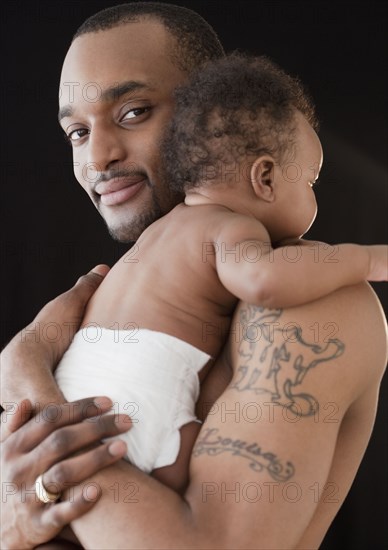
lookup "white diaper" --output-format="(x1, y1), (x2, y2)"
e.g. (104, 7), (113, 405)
(55, 327), (211, 472)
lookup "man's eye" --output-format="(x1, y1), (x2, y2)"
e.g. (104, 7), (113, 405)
(67, 128), (89, 142)
(121, 106), (150, 121)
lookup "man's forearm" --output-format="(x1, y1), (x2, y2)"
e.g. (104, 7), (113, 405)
(1, 337), (66, 410)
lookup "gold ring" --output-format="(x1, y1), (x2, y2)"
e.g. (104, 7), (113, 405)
(35, 474), (61, 504)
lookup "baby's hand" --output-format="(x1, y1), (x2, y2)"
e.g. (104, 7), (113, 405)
(367, 245), (388, 281)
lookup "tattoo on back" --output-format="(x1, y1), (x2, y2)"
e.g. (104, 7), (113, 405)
(231, 305), (345, 417)
(193, 427), (294, 481)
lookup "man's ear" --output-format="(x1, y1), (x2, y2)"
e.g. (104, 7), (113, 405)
(250, 157), (276, 202)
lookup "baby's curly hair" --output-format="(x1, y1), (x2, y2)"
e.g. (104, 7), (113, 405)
(162, 54), (318, 192)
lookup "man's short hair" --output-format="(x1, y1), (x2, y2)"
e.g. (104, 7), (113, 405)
(162, 54), (318, 192)
(73, 1), (225, 73)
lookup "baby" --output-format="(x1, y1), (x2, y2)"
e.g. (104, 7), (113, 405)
(55, 54), (387, 492)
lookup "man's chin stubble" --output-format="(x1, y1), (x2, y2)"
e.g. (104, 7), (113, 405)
(97, 183), (181, 243)
(104, 209), (163, 243)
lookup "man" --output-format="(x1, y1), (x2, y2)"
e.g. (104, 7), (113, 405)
(1, 3), (387, 549)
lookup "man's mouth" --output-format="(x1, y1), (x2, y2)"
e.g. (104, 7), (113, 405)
(95, 176), (147, 206)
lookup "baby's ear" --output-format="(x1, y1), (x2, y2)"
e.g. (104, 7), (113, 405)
(250, 157), (275, 202)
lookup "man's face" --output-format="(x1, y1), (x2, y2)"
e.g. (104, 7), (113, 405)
(59, 21), (186, 242)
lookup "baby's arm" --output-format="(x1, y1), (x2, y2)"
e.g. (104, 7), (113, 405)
(214, 213), (387, 308)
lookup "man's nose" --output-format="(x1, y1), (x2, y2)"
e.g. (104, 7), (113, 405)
(86, 123), (127, 172)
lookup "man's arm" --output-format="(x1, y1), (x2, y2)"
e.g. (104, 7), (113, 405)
(2, 285), (386, 549)
(214, 215), (387, 308)
(0, 265), (109, 413)
(64, 282), (387, 549)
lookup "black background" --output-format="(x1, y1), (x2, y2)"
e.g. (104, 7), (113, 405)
(1, 1), (387, 548)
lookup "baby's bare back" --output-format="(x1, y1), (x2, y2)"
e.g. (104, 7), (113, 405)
(81, 203), (237, 357)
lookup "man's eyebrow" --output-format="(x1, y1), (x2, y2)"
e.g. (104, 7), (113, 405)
(58, 80), (155, 123)
(58, 105), (74, 122)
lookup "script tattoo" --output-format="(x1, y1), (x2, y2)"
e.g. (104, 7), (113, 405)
(231, 305), (345, 416)
(193, 427), (294, 481)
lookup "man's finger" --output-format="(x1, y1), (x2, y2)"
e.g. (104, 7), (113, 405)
(31, 413), (131, 472)
(90, 264), (111, 277)
(9, 396), (114, 452)
(40, 264), (110, 320)
(41, 439), (127, 493)
(73, 264), (110, 298)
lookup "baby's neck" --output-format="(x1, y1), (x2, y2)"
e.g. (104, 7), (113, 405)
(184, 191), (215, 207)
(184, 187), (254, 218)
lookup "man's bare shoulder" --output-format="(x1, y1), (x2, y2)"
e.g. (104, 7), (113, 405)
(294, 282), (387, 389)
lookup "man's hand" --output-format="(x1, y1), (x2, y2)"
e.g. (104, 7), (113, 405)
(0, 265), (110, 411)
(0, 396), (131, 550)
